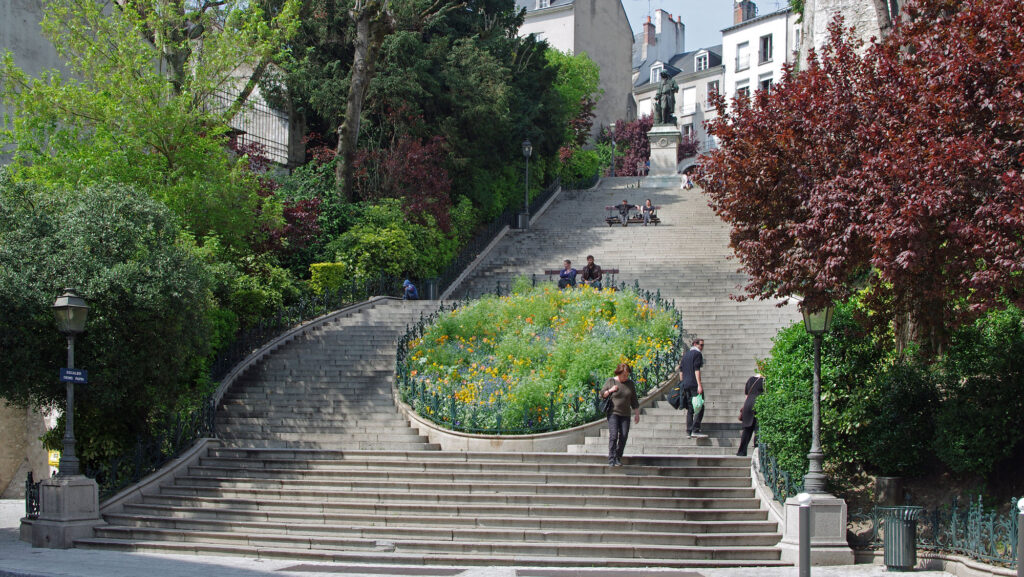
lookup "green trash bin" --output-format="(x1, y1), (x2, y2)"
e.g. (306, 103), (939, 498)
(879, 506), (925, 571)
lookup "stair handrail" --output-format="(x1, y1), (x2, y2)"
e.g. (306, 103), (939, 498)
(435, 178), (561, 297)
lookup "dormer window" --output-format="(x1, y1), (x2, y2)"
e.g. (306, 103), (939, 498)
(536, 0), (550, 8)
(650, 63), (663, 84)
(695, 53), (709, 72)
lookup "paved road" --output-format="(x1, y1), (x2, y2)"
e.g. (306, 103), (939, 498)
(0, 501), (955, 577)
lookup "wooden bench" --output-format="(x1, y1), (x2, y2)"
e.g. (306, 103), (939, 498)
(604, 205), (661, 227)
(540, 267), (619, 288)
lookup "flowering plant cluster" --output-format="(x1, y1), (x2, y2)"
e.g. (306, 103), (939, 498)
(398, 284), (682, 433)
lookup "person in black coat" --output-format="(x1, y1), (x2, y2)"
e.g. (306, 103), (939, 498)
(736, 373), (764, 456)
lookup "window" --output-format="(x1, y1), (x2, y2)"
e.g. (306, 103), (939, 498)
(680, 87), (697, 116)
(706, 80), (720, 104)
(736, 81), (750, 99)
(681, 124), (695, 139)
(759, 74), (773, 93)
(759, 34), (773, 64)
(650, 63), (663, 85)
(793, 28), (801, 53)
(536, 0), (551, 8)
(695, 53), (709, 72)
(736, 42), (750, 71)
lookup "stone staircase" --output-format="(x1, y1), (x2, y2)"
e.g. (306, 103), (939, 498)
(75, 178), (796, 567)
(453, 178), (801, 456)
(79, 448), (784, 567)
(216, 299), (440, 450)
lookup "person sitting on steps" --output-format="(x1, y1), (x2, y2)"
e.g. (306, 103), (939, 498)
(581, 255), (603, 289)
(557, 259), (577, 289)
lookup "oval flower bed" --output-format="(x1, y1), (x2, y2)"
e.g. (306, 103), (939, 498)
(396, 282), (683, 433)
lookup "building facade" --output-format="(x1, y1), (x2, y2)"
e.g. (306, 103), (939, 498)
(516, 0), (634, 136)
(799, 0), (898, 66)
(721, 5), (800, 105)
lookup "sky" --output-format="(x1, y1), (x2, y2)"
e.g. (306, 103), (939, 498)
(620, 0), (788, 50)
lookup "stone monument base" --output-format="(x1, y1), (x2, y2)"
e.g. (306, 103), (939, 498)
(778, 492), (855, 565)
(27, 474), (101, 548)
(647, 124), (681, 177)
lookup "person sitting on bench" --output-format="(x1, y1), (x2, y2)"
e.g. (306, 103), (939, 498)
(616, 199), (633, 226)
(638, 199), (657, 226)
(558, 259), (578, 289)
(581, 255), (603, 289)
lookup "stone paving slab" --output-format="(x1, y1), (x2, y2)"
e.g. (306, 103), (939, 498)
(0, 500), (956, 577)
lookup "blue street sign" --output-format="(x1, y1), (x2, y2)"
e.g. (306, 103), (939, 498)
(59, 368), (87, 384)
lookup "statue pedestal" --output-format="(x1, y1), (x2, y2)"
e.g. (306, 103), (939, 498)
(27, 475), (101, 548)
(777, 493), (855, 565)
(647, 124), (680, 177)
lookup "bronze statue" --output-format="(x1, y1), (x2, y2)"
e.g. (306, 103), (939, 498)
(654, 70), (678, 125)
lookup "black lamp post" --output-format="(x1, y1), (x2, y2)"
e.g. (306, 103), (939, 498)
(52, 288), (89, 477)
(522, 139), (533, 229)
(800, 302), (834, 494)
(610, 124), (616, 177)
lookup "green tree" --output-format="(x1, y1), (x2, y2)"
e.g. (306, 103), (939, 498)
(0, 175), (215, 466)
(0, 0), (298, 251)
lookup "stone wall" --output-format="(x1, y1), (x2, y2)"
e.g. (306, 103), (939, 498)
(0, 404), (50, 498)
(800, 0), (893, 67)
(574, 0), (634, 135)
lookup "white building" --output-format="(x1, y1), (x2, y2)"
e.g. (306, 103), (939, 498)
(721, 1), (801, 104)
(515, 0), (634, 136)
(799, 0), (898, 66)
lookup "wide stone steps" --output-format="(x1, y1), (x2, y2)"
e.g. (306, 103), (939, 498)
(83, 448), (781, 567)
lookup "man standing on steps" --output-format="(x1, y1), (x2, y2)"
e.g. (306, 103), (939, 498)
(678, 338), (707, 438)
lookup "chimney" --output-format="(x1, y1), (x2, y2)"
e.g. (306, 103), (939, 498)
(734, 0), (757, 24)
(643, 16), (655, 46)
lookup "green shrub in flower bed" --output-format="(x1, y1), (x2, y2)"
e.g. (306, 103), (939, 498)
(395, 281), (684, 434)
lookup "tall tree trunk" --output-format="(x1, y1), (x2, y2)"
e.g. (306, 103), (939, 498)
(335, 0), (394, 202)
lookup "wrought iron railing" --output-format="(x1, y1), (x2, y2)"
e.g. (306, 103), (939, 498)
(25, 471), (40, 520)
(436, 178), (561, 297)
(849, 496), (1020, 568)
(208, 88), (289, 165)
(395, 280), (686, 435)
(756, 441), (804, 503)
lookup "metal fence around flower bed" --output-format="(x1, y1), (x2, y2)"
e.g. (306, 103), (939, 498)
(848, 496), (1020, 568)
(756, 441), (804, 503)
(395, 281), (687, 435)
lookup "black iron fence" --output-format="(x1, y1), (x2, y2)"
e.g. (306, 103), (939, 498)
(757, 441), (804, 503)
(849, 496), (1020, 568)
(435, 179), (560, 297)
(25, 472), (40, 520)
(395, 280), (686, 435)
(208, 88), (289, 165)
(563, 172), (600, 191)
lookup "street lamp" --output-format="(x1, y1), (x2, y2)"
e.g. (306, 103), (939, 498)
(521, 139), (533, 229)
(609, 123), (616, 177)
(800, 302), (834, 494)
(52, 288), (89, 477)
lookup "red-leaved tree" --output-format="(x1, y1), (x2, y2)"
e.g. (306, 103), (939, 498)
(613, 116), (653, 177)
(699, 0), (1024, 357)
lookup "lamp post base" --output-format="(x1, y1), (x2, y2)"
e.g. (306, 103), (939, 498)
(516, 212), (530, 230)
(25, 474), (101, 548)
(778, 492), (854, 566)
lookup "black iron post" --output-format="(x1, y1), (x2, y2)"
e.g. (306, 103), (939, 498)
(59, 333), (80, 476)
(800, 303), (833, 494)
(804, 332), (826, 493)
(610, 124), (616, 177)
(51, 288), (89, 478)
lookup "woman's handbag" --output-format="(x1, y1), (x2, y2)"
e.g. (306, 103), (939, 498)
(599, 395), (614, 417)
